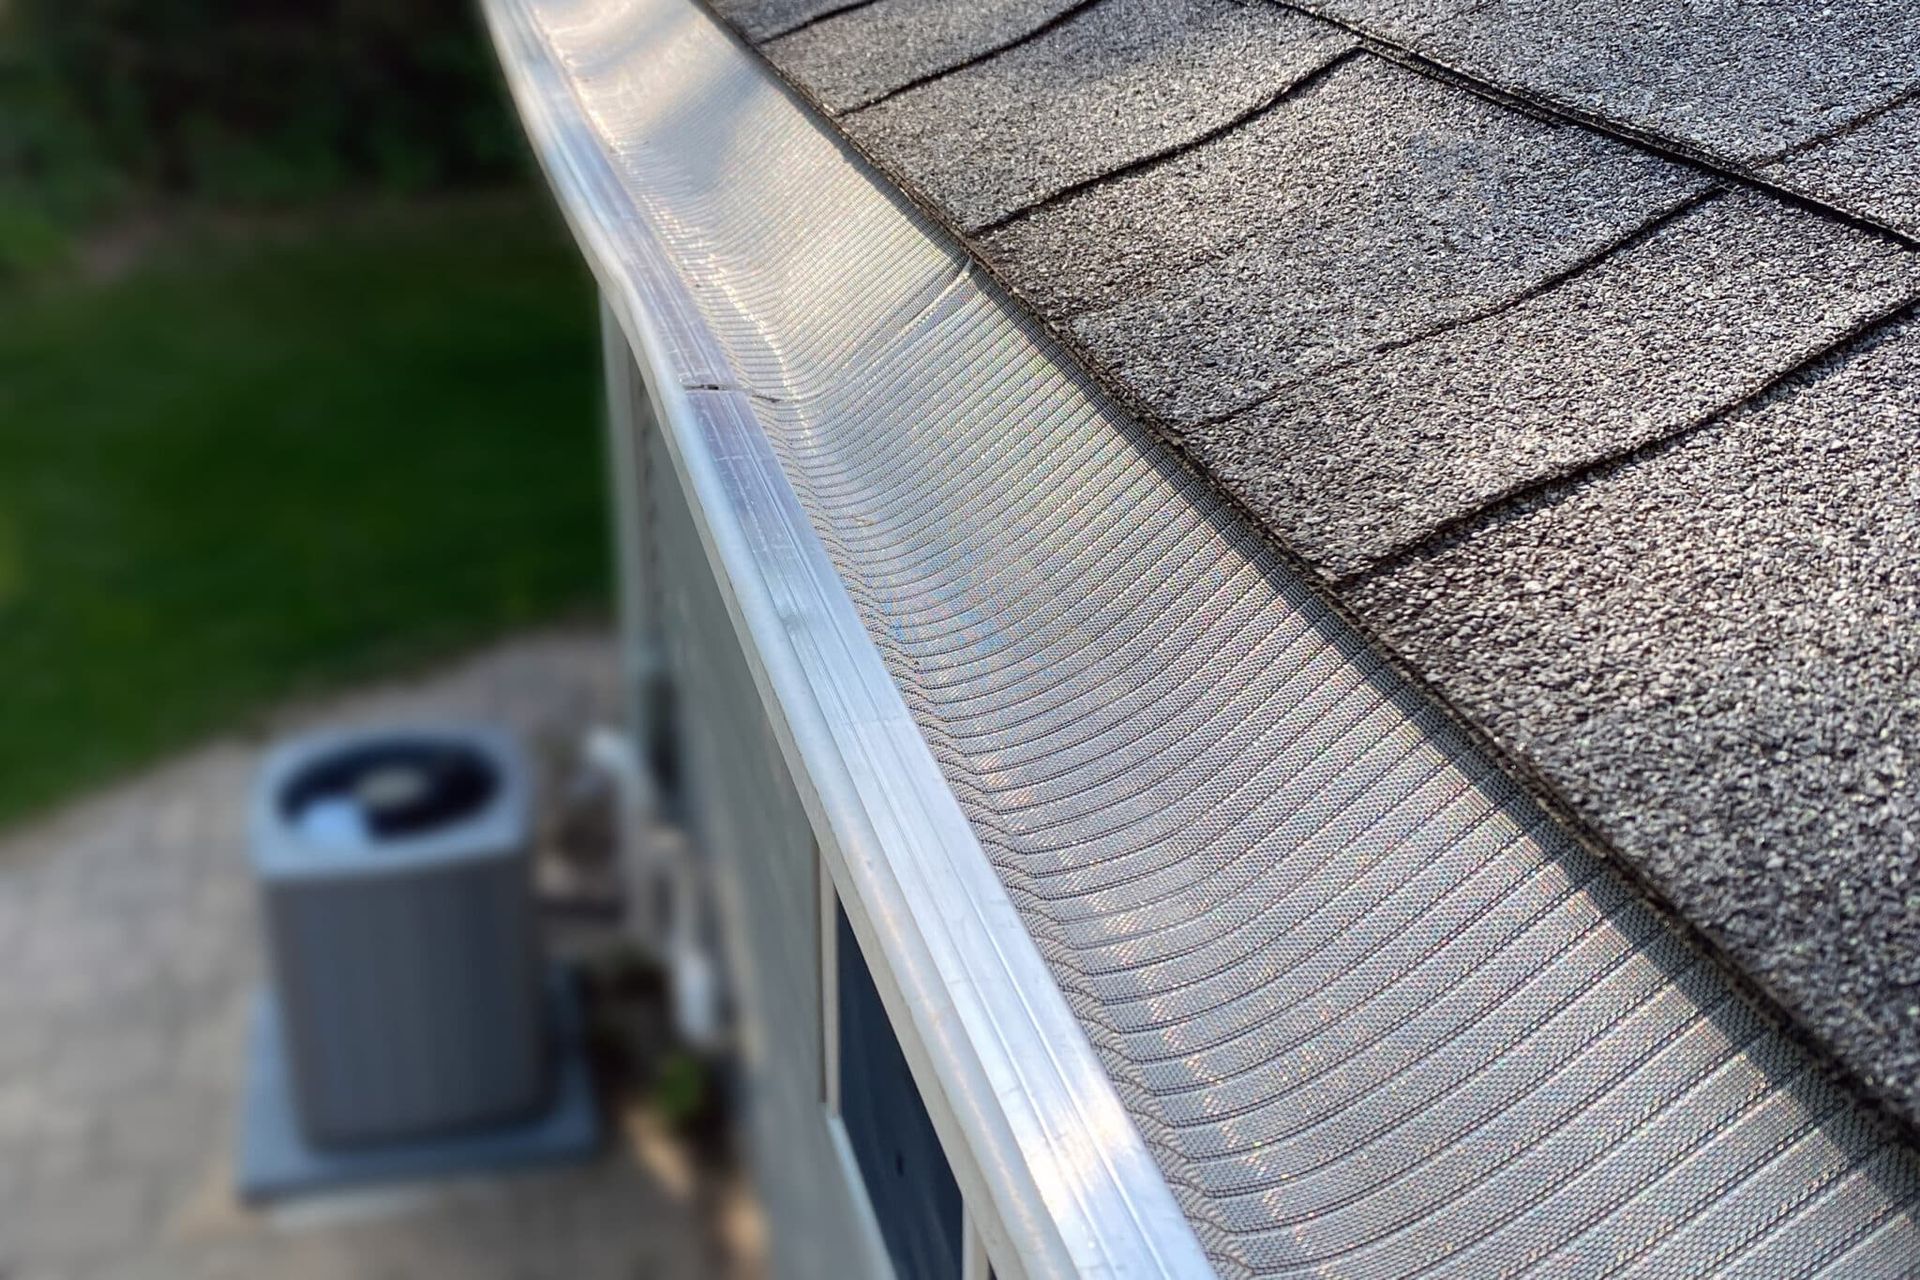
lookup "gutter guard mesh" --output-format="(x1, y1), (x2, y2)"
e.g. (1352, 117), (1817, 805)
(510, 0), (1920, 1274)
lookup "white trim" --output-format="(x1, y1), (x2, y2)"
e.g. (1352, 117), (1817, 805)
(819, 840), (841, 1117)
(963, 1210), (994, 1280)
(597, 298), (659, 750)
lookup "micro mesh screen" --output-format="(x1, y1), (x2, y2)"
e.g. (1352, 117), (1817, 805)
(513, 0), (1920, 1274)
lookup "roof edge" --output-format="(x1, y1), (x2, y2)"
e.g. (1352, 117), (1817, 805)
(700, 0), (1920, 1149)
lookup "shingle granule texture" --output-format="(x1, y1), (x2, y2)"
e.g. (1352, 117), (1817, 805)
(764, 0), (1088, 113)
(982, 56), (1710, 423)
(1292, 0), (1479, 35)
(1284, 0), (1485, 50)
(840, 0), (1354, 230)
(1320, 0), (1920, 162)
(1349, 316), (1920, 1120)
(715, 0), (1920, 1129)
(706, 0), (850, 41)
(1182, 191), (1920, 576)
(1290, 0), (1920, 223)
(1763, 96), (1920, 241)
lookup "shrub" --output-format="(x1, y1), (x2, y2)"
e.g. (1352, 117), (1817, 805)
(4, 0), (523, 218)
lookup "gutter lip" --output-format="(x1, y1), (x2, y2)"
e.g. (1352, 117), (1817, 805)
(482, 0), (1220, 1276)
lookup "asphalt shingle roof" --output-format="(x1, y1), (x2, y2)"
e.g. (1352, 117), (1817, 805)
(980, 55), (1711, 422)
(1186, 190), (1920, 574)
(714, 0), (1920, 1129)
(1296, 0), (1920, 242)
(764, 0), (1088, 112)
(706, 0), (847, 41)
(839, 0), (1354, 229)
(1350, 315), (1920, 1110)
(1765, 97), (1920, 240)
(1318, 0), (1918, 151)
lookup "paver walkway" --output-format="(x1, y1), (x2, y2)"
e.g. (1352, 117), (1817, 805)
(0, 629), (748, 1280)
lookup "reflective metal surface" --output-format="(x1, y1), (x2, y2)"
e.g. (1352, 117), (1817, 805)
(487, 1), (1214, 1276)
(486, 0), (1920, 1275)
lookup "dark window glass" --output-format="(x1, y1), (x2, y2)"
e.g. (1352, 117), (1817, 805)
(837, 904), (964, 1280)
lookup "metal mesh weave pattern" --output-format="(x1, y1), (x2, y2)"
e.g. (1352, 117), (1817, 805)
(514, 0), (1920, 1273)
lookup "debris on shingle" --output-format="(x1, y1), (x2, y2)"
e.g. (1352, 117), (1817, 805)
(841, 0), (1355, 230)
(1183, 191), (1920, 576)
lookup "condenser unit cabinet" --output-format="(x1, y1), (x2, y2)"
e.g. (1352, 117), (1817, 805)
(238, 725), (598, 1200)
(252, 726), (545, 1144)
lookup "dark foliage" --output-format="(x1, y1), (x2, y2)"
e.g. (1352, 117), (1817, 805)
(5, 0), (522, 214)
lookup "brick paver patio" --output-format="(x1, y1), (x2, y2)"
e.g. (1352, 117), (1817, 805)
(0, 630), (747, 1280)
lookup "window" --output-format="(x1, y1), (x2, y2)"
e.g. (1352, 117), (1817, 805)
(832, 900), (965, 1280)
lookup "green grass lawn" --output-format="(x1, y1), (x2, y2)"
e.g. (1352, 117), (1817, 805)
(0, 194), (608, 827)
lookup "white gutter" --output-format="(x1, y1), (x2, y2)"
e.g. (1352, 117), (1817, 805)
(483, 0), (1218, 1275)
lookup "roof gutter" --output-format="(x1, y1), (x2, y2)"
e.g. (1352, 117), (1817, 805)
(483, 0), (1217, 1274)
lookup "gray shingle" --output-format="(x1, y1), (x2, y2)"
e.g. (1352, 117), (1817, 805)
(1325, 0), (1920, 164)
(1289, 0), (1480, 39)
(1179, 192), (1920, 577)
(841, 0), (1354, 231)
(707, 0), (855, 42)
(765, 0), (1089, 114)
(1347, 315), (1920, 1120)
(1763, 96), (1920, 241)
(981, 57), (1706, 416)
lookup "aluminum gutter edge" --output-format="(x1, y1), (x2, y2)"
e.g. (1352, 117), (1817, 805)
(483, 0), (1218, 1275)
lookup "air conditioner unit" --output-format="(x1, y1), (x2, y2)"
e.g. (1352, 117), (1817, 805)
(238, 725), (597, 1199)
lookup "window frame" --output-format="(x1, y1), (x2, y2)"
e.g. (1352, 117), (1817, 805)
(820, 859), (999, 1280)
